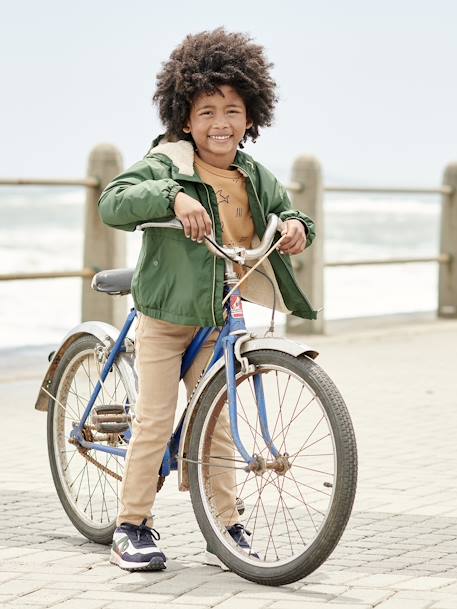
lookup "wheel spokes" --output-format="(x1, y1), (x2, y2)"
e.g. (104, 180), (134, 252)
(54, 347), (131, 529)
(201, 364), (336, 565)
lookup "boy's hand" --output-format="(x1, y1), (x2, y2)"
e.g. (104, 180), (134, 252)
(278, 219), (307, 255)
(174, 192), (212, 242)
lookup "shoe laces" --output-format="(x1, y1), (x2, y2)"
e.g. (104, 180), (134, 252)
(228, 523), (260, 559)
(229, 523), (252, 536)
(131, 518), (160, 546)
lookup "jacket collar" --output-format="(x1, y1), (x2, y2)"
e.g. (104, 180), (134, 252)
(145, 133), (256, 183)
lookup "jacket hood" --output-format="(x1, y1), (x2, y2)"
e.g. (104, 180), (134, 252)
(146, 134), (195, 176)
(145, 133), (256, 180)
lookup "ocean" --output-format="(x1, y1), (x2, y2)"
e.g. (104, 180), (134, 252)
(0, 188), (441, 348)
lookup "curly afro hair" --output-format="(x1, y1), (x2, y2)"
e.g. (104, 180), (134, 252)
(153, 28), (277, 146)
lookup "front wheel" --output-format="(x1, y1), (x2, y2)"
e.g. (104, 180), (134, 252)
(188, 350), (357, 586)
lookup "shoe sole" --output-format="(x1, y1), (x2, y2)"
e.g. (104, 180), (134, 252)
(110, 550), (166, 571)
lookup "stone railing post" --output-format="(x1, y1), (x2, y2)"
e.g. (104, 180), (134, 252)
(286, 155), (324, 334)
(438, 162), (457, 318)
(82, 144), (126, 327)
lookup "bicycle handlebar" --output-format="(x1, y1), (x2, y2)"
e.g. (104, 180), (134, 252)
(137, 214), (284, 262)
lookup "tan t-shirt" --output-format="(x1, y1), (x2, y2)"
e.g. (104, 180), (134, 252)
(194, 155), (255, 252)
(194, 155), (291, 313)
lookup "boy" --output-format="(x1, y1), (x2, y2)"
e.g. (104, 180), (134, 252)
(98, 28), (316, 571)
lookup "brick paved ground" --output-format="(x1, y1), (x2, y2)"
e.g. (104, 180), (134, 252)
(1, 318), (456, 608)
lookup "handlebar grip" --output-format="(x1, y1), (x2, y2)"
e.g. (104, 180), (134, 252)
(136, 219), (184, 231)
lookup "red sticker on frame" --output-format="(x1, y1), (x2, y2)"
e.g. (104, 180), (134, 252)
(230, 295), (244, 319)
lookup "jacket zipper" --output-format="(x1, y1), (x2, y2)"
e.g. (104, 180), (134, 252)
(232, 164), (267, 231)
(201, 182), (218, 326)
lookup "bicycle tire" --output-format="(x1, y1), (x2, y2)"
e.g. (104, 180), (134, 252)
(47, 334), (136, 544)
(188, 349), (357, 586)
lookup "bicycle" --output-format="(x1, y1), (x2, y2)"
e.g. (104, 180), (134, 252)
(35, 213), (357, 586)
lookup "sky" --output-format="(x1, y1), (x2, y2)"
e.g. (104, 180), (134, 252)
(1, 0), (457, 187)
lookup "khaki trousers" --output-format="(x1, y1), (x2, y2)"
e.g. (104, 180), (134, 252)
(116, 314), (239, 528)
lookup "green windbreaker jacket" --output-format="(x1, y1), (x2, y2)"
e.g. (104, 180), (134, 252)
(98, 136), (318, 327)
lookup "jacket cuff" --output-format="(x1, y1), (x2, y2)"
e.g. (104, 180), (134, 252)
(168, 184), (184, 209)
(279, 210), (315, 247)
(279, 211), (309, 233)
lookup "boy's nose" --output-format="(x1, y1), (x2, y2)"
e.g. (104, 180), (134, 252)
(212, 114), (230, 128)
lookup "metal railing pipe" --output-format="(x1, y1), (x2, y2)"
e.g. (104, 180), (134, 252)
(325, 254), (450, 268)
(0, 269), (95, 281)
(0, 177), (99, 188)
(323, 185), (453, 195)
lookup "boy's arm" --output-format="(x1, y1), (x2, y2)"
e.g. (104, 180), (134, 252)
(98, 159), (183, 232)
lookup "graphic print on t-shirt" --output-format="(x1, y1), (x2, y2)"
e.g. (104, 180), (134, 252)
(215, 189), (230, 205)
(194, 155), (255, 252)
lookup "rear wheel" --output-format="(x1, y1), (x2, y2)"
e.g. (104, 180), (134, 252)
(47, 335), (136, 544)
(188, 350), (357, 585)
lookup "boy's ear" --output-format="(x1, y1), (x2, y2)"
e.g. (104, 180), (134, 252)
(246, 118), (253, 130)
(182, 121), (191, 134)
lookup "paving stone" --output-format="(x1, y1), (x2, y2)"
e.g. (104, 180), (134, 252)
(50, 600), (108, 609)
(334, 586), (393, 604)
(56, 553), (107, 568)
(375, 594), (435, 609)
(394, 577), (455, 591)
(238, 588), (327, 602)
(0, 572), (20, 584)
(269, 602), (372, 609)
(414, 563), (457, 574)
(214, 597), (275, 609)
(170, 586), (234, 605)
(303, 570), (369, 585)
(78, 589), (174, 603)
(45, 580), (118, 592)
(0, 563), (85, 576)
(9, 587), (78, 606)
(107, 604), (202, 609)
(300, 583), (348, 600)
(397, 591), (457, 602)
(141, 578), (212, 596)
(9, 550), (81, 565)
(396, 570), (441, 578)
(438, 581), (457, 593)
(350, 573), (414, 587)
(0, 580), (43, 597)
(0, 548), (43, 561)
(429, 600), (457, 609)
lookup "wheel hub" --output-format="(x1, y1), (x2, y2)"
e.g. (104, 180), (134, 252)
(246, 453), (292, 476)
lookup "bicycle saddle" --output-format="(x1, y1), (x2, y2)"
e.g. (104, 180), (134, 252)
(91, 268), (134, 295)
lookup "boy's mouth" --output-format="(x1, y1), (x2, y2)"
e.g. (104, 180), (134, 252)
(208, 134), (232, 141)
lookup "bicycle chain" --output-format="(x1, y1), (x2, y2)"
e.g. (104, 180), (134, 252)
(76, 445), (123, 481)
(74, 444), (165, 491)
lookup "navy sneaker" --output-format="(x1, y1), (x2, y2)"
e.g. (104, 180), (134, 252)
(205, 523), (260, 569)
(110, 518), (167, 571)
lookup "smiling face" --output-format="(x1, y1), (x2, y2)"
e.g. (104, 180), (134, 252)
(183, 84), (253, 169)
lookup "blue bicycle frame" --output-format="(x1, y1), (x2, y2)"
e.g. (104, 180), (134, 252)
(69, 285), (281, 475)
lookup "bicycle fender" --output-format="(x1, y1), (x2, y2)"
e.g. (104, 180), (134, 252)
(34, 321), (135, 412)
(177, 336), (318, 491)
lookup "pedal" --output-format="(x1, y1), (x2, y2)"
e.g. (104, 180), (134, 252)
(91, 404), (131, 433)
